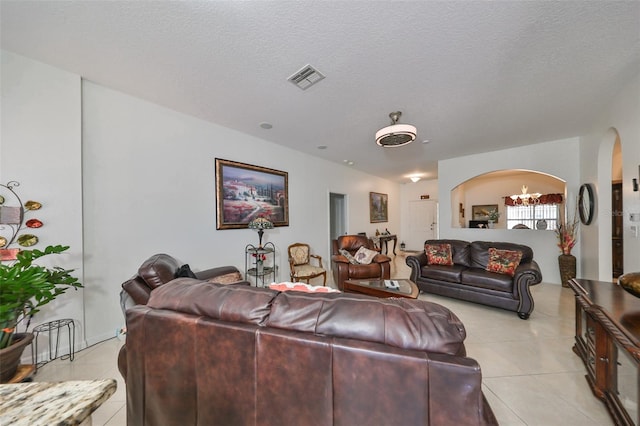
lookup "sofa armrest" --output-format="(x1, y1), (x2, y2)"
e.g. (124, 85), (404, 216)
(372, 253), (391, 264)
(513, 260), (542, 285)
(406, 252), (428, 282)
(331, 254), (350, 264)
(428, 353), (498, 425)
(512, 260), (543, 318)
(194, 265), (242, 281)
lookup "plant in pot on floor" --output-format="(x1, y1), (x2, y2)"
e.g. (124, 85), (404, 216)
(555, 208), (579, 288)
(0, 245), (82, 382)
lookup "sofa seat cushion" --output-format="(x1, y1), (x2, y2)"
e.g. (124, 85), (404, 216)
(421, 264), (466, 283)
(460, 268), (513, 292)
(347, 262), (382, 279)
(267, 291), (467, 356)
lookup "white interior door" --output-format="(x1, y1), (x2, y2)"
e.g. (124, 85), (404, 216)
(406, 200), (438, 251)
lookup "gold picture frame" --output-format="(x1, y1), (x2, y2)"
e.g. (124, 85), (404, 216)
(215, 158), (289, 229)
(369, 192), (388, 223)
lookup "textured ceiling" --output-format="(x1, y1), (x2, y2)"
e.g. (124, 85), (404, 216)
(1, 1), (639, 183)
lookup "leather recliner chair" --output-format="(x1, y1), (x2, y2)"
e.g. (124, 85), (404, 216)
(331, 235), (391, 290)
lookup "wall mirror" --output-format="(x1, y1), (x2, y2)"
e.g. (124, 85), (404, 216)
(451, 170), (566, 230)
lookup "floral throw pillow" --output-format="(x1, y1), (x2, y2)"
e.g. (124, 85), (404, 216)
(425, 243), (453, 266)
(354, 246), (378, 265)
(339, 249), (360, 264)
(486, 248), (523, 277)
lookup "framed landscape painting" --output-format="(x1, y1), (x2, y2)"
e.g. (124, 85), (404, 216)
(369, 192), (388, 223)
(215, 158), (289, 229)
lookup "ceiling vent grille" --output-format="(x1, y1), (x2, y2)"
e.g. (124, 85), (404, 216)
(287, 64), (325, 90)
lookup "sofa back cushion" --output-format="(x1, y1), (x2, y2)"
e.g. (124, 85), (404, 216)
(424, 239), (471, 267)
(147, 278), (277, 325)
(470, 241), (533, 269)
(267, 291), (467, 356)
(336, 235), (374, 253)
(146, 278), (466, 356)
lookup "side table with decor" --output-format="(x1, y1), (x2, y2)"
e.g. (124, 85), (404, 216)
(245, 243), (275, 287)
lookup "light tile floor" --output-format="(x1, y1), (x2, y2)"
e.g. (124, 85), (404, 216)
(32, 252), (613, 425)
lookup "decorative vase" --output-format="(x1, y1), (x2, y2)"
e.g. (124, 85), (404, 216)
(558, 254), (576, 288)
(488, 220), (495, 229)
(0, 332), (34, 383)
(256, 261), (264, 275)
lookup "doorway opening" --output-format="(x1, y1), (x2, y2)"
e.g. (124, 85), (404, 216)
(329, 192), (347, 262)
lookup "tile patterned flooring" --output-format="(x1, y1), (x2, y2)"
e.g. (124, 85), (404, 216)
(32, 252), (613, 425)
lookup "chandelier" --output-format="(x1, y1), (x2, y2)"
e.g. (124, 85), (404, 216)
(510, 185), (541, 206)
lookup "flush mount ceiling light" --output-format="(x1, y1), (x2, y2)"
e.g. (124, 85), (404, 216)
(410, 176), (421, 183)
(375, 111), (417, 148)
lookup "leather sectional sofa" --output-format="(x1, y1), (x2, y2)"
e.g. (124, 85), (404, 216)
(406, 239), (542, 319)
(118, 277), (497, 425)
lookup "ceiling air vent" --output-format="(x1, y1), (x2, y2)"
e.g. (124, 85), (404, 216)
(287, 64), (325, 90)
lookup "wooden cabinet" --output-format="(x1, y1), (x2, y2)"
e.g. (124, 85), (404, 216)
(570, 279), (640, 425)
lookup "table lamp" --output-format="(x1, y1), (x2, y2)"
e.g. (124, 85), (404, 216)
(248, 217), (273, 247)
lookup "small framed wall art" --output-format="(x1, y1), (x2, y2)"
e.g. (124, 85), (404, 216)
(369, 192), (388, 223)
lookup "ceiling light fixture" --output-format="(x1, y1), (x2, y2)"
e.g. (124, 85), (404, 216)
(375, 111), (417, 148)
(410, 176), (421, 183)
(510, 185), (541, 206)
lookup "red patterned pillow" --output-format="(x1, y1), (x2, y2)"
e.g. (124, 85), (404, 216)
(425, 243), (453, 266)
(486, 248), (523, 276)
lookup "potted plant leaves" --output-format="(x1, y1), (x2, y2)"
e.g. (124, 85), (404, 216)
(0, 245), (82, 382)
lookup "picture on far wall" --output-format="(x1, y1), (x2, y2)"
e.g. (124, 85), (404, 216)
(369, 192), (388, 223)
(215, 158), (289, 229)
(472, 204), (499, 222)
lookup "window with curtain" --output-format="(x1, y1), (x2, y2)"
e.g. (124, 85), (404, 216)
(506, 204), (559, 230)
(504, 193), (563, 230)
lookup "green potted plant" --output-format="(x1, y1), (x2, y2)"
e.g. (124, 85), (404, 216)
(487, 209), (500, 228)
(0, 245), (82, 382)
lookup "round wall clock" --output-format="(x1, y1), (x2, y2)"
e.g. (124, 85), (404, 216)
(578, 183), (595, 225)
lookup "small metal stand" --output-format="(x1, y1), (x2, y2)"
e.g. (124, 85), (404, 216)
(245, 242), (276, 287)
(32, 318), (75, 372)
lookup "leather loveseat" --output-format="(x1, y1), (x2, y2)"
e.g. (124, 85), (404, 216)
(406, 240), (542, 319)
(118, 278), (497, 425)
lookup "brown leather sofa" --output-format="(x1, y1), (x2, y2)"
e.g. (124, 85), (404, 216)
(406, 239), (542, 319)
(331, 235), (391, 290)
(118, 278), (497, 426)
(119, 253), (247, 311)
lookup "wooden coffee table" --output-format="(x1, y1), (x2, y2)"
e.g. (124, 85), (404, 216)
(343, 278), (419, 299)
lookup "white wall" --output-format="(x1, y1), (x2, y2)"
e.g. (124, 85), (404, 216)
(0, 50), (84, 357)
(580, 74), (640, 281)
(438, 138), (581, 284)
(2, 51), (401, 346)
(81, 81), (401, 344)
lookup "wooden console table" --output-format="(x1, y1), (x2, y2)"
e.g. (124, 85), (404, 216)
(569, 278), (640, 425)
(372, 234), (397, 255)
